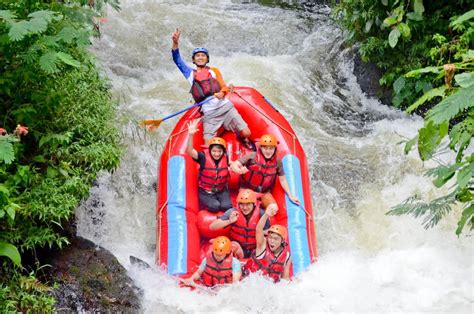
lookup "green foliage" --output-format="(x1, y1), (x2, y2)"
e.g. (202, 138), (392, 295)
(334, 1), (474, 235)
(0, 0), (122, 310)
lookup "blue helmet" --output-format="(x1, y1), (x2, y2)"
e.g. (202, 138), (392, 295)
(192, 47), (209, 60)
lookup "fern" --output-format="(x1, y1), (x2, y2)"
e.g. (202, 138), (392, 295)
(426, 85), (474, 125)
(0, 10), (16, 24)
(39, 51), (59, 73)
(456, 204), (474, 235)
(387, 193), (457, 229)
(56, 52), (80, 68)
(0, 137), (16, 165)
(56, 26), (76, 43)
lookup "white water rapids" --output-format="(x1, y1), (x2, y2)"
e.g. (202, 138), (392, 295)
(75, 1), (473, 312)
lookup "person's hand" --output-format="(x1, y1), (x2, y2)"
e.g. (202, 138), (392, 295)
(228, 84), (235, 93)
(187, 119), (200, 135)
(181, 277), (195, 286)
(214, 91), (225, 100)
(229, 211), (239, 223)
(265, 205), (277, 217)
(172, 28), (180, 46)
(288, 194), (300, 205)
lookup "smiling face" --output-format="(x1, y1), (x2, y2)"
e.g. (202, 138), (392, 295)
(267, 232), (283, 252)
(212, 252), (226, 262)
(210, 145), (224, 160)
(260, 145), (276, 159)
(193, 52), (209, 67)
(238, 202), (254, 215)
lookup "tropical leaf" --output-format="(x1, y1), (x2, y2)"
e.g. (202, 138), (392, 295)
(39, 51), (59, 73)
(413, 0), (425, 16)
(405, 66), (441, 78)
(457, 163), (474, 189)
(0, 138), (15, 164)
(0, 242), (21, 266)
(57, 26), (76, 43)
(455, 72), (474, 88)
(0, 10), (16, 24)
(426, 164), (460, 188)
(451, 9), (474, 26)
(449, 115), (473, 153)
(406, 86), (446, 113)
(8, 20), (30, 41)
(56, 52), (81, 68)
(417, 121), (448, 160)
(426, 85), (474, 125)
(456, 204), (474, 236)
(397, 22), (411, 38)
(404, 135), (418, 154)
(389, 27), (401, 48)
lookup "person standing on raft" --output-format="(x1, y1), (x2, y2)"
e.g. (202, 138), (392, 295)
(172, 28), (253, 148)
(182, 236), (241, 287)
(187, 119), (232, 212)
(244, 207), (292, 282)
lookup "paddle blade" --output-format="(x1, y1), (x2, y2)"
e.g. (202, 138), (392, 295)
(139, 119), (162, 131)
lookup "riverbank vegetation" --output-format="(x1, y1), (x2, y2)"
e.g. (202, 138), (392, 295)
(0, 0), (121, 311)
(332, 0), (473, 235)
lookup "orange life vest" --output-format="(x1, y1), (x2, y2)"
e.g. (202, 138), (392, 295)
(201, 251), (233, 287)
(241, 149), (278, 193)
(190, 67), (221, 103)
(198, 150), (229, 193)
(229, 202), (261, 257)
(245, 243), (290, 283)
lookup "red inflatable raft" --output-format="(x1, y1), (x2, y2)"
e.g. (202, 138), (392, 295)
(156, 87), (317, 277)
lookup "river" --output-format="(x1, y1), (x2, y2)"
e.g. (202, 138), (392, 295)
(76, 1), (473, 312)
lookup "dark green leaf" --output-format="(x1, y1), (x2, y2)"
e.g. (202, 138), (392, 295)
(456, 204), (474, 236)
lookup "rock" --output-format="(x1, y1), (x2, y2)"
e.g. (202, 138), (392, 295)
(44, 236), (141, 312)
(353, 49), (393, 106)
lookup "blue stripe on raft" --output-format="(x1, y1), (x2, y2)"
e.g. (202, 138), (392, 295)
(282, 155), (310, 274)
(167, 156), (187, 275)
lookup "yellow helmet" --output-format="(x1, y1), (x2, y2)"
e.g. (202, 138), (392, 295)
(237, 189), (257, 204)
(213, 236), (231, 255)
(268, 224), (288, 242)
(260, 134), (278, 146)
(208, 137), (226, 150)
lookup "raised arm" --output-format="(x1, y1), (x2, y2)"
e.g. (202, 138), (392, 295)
(186, 119), (199, 160)
(255, 206), (277, 256)
(171, 28), (193, 81)
(171, 28), (180, 51)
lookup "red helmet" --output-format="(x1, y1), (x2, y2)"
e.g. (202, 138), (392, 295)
(213, 236), (231, 255)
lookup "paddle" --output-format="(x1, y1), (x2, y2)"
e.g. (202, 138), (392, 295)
(139, 96), (215, 130)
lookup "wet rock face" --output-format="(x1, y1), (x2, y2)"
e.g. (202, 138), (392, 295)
(353, 49), (392, 106)
(44, 236), (141, 312)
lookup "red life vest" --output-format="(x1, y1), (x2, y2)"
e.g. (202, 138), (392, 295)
(201, 251), (233, 287)
(245, 243), (290, 283)
(198, 150), (229, 193)
(190, 67), (222, 103)
(229, 202), (261, 257)
(241, 149), (278, 193)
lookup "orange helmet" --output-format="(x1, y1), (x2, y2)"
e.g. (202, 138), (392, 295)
(237, 189), (257, 204)
(268, 224), (288, 242)
(212, 236), (231, 255)
(259, 134), (278, 146)
(208, 137), (226, 150)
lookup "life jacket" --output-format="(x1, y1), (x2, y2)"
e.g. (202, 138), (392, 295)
(201, 251), (233, 287)
(245, 243), (290, 283)
(241, 148), (278, 193)
(190, 67), (222, 103)
(198, 150), (229, 193)
(229, 202), (261, 257)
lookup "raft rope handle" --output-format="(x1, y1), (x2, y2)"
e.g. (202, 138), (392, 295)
(234, 91), (297, 155)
